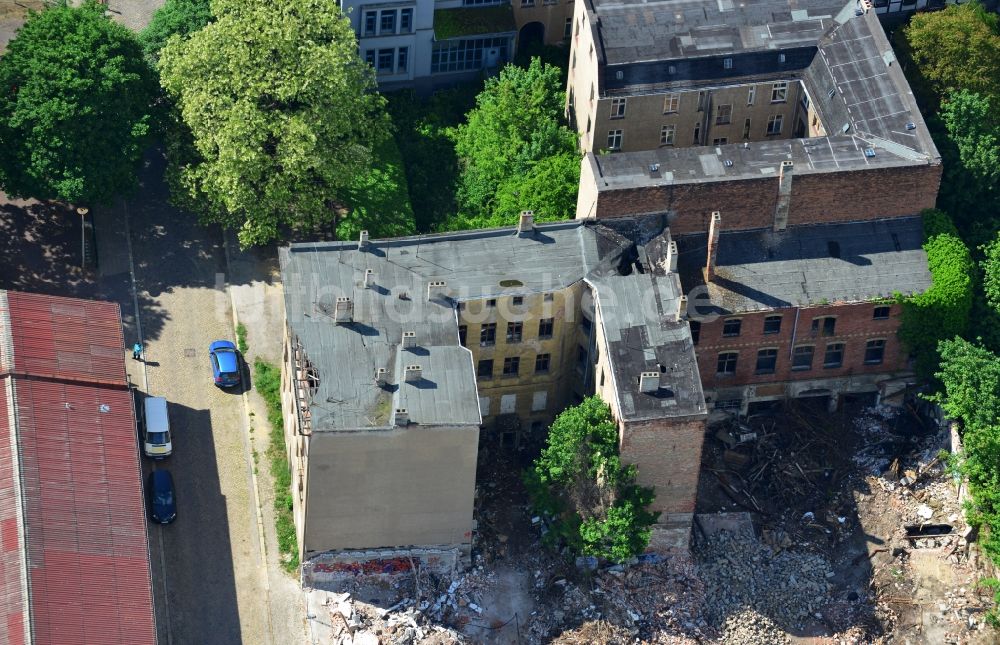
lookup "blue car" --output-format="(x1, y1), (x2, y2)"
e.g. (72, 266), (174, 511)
(147, 470), (177, 524)
(209, 340), (242, 388)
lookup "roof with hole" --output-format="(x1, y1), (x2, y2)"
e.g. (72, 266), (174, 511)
(675, 217), (931, 313)
(280, 220), (708, 430)
(0, 290), (156, 645)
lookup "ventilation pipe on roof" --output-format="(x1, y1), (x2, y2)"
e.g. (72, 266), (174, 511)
(774, 161), (793, 232)
(402, 331), (417, 349)
(517, 210), (535, 236)
(404, 365), (423, 382)
(427, 280), (448, 302)
(706, 211), (722, 282)
(334, 297), (354, 323)
(394, 408), (409, 426)
(675, 295), (687, 323)
(364, 269), (375, 289)
(359, 230), (370, 250)
(639, 371), (660, 394)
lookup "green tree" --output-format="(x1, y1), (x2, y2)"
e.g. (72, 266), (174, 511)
(525, 397), (659, 563)
(899, 209), (974, 377)
(934, 338), (1000, 561)
(0, 2), (157, 205)
(450, 58), (579, 228)
(935, 91), (1000, 240)
(901, 2), (1000, 103)
(139, 0), (213, 62)
(158, 0), (388, 247)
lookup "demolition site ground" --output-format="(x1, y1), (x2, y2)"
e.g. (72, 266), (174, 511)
(305, 400), (997, 644)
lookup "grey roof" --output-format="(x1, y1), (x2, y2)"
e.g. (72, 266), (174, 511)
(592, 0), (850, 66)
(675, 217), (931, 314)
(588, 272), (705, 421)
(590, 5), (938, 171)
(280, 220), (707, 430)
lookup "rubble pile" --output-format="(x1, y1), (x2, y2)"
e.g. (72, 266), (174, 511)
(305, 588), (465, 644)
(695, 528), (834, 633)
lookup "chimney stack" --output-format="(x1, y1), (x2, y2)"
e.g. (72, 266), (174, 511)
(404, 365), (422, 382)
(639, 371), (660, 394)
(774, 161), (793, 232)
(706, 211), (722, 281)
(517, 210), (535, 236)
(334, 297), (354, 323)
(402, 331), (417, 349)
(666, 240), (678, 273)
(374, 367), (388, 387)
(359, 230), (370, 250)
(427, 280), (448, 302)
(394, 408), (409, 426)
(364, 269), (375, 289)
(675, 295), (687, 322)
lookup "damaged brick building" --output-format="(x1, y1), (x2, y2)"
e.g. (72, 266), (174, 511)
(277, 0), (941, 577)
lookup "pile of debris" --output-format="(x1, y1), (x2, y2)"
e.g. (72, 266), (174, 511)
(305, 588), (465, 644)
(695, 527), (836, 641)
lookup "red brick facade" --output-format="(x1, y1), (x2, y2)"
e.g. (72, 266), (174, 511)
(694, 302), (908, 390)
(594, 164), (942, 235)
(619, 417), (706, 516)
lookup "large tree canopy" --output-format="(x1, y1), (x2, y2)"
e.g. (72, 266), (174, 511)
(158, 0), (387, 246)
(139, 0), (213, 61)
(902, 2), (1000, 102)
(525, 396), (658, 563)
(449, 58), (579, 229)
(0, 2), (157, 205)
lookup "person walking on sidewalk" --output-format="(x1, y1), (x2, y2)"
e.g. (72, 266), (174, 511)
(132, 342), (143, 361)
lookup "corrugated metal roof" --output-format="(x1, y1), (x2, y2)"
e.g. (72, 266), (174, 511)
(1, 291), (127, 386)
(0, 291), (156, 645)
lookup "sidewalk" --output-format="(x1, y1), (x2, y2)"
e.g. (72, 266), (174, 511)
(223, 233), (307, 645)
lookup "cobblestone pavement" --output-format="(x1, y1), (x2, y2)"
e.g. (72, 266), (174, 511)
(107, 0), (166, 32)
(111, 150), (293, 645)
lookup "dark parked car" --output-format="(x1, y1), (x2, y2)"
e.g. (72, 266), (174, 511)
(209, 340), (241, 388)
(147, 470), (177, 524)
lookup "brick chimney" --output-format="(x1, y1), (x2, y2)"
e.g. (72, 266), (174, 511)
(404, 364), (422, 382)
(639, 371), (660, 393)
(334, 297), (353, 323)
(517, 210), (535, 236)
(774, 161), (793, 231)
(706, 211), (722, 281)
(675, 295), (687, 322)
(402, 331), (417, 349)
(666, 240), (678, 273)
(426, 280), (448, 301)
(359, 230), (369, 250)
(394, 408), (409, 426)
(364, 269), (375, 289)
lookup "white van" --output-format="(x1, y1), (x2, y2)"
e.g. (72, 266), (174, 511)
(142, 396), (173, 459)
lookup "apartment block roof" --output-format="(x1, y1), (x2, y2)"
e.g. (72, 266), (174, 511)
(280, 220), (706, 431)
(675, 217), (931, 314)
(0, 291), (156, 645)
(591, 0), (850, 66)
(587, 8), (937, 189)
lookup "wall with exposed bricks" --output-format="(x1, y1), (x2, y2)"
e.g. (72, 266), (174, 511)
(579, 161), (942, 234)
(619, 416), (705, 517)
(693, 302), (908, 391)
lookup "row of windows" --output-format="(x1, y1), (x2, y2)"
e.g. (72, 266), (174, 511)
(608, 114), (784, 150)
(697, 307), (891, 342)
(458, 293), (553, 311)
(716, 340), (886, 375)
(478, 353), (551, 379)
(460, 318), (556, 347)
(431, 37), (509, 74)
(519, 0), (561, 6)
(362, 7), (413, 37)
(609, 83), (791, 122)
(365, 47), (408, 75)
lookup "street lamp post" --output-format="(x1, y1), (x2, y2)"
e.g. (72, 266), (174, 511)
(77, 207), (89, 269)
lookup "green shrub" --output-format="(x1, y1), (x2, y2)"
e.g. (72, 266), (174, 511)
(253, 358), (299, 572)
(236, 322), (248, 354)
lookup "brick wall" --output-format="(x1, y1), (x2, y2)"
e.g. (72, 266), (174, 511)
(693, 302), (908, 390)
(587, 162), (942, 233)
(619, 417), (705, 515)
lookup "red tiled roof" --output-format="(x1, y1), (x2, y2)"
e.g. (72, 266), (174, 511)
(0, 291), (156, 645)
